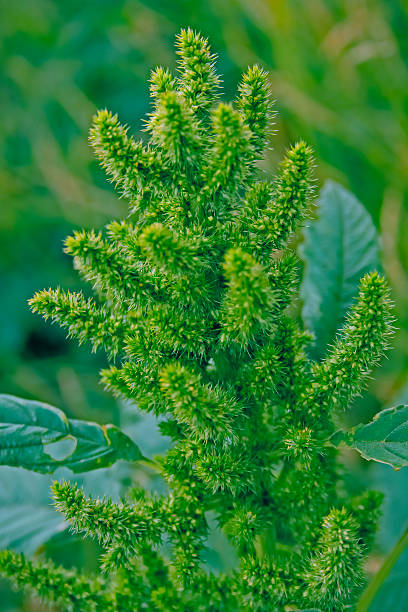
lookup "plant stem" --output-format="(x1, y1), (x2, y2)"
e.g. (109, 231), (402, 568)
(356, 527), (408, 612)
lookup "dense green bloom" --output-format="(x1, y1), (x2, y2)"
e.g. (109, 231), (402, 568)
(311, 271), (394, 418)
(52, 481), (164, 567)
(1, 29), (394, 611)
(0, 550), (110, 611)
(236, 65), (273, 156)
(303, 508), (364, 609)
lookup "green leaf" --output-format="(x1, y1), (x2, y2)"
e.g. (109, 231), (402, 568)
(299, 180), (380, 359)
(367, 548), (408, 612)
(0, 467), (66, 554)
(0, 394), (145, 474)
(334, 405), (408, 469)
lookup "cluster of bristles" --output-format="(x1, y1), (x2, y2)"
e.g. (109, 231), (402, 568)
(0, 29), (394, 611)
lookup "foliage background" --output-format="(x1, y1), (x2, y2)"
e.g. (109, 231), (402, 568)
(0, 0), (407, 609)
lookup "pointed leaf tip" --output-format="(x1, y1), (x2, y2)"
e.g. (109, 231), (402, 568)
(300, 180), (380, 358)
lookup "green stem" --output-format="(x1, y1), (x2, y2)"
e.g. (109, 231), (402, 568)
(139, 458), (163, 473)
(356, 527), (408, 612)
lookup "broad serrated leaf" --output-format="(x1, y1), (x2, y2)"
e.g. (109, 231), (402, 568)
(0, 394), (145, 474)
(299, 180), (380, 359)
(333, 405), (408, 469)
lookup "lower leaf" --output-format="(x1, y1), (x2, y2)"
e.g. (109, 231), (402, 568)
(0, 394), (145, 473)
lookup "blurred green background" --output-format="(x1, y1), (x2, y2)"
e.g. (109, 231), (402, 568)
(1, 0), (408, 609)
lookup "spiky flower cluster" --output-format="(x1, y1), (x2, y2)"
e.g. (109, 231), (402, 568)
(1, 29), (394, 611)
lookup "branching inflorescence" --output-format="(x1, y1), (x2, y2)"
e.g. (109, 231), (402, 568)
(1, 28), (394, 611)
